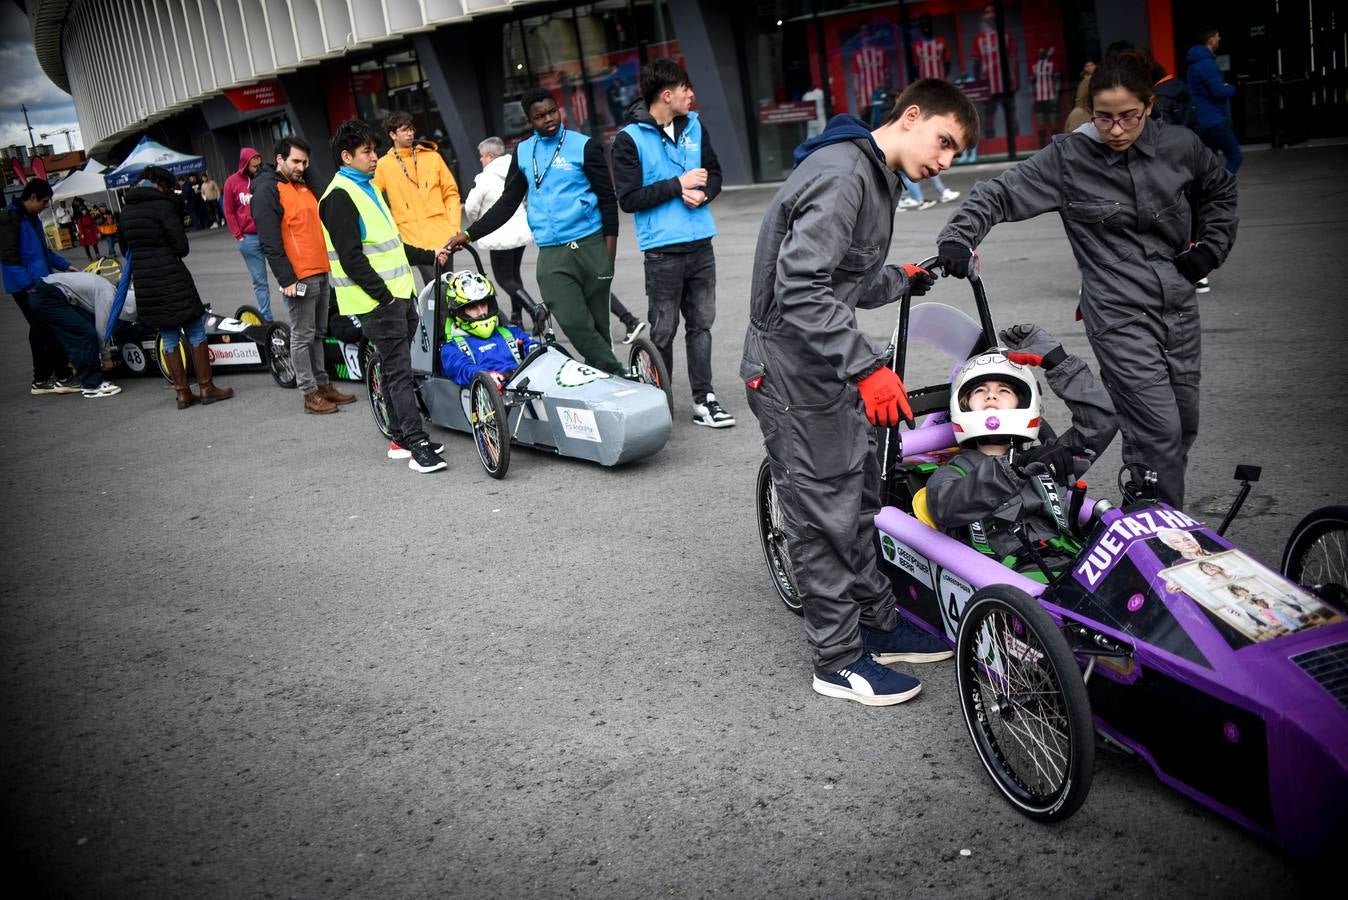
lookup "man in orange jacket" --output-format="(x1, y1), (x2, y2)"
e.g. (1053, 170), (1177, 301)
(252, 135), (356, 415)
(372, 112), (461, 284)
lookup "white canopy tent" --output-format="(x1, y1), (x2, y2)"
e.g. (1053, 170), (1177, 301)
(52, 158), (112, 203)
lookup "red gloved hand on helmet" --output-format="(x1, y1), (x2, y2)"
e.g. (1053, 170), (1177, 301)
(857, 366), (914, 428)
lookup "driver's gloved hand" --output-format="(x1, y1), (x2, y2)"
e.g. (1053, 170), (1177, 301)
(899, 263), (936, 297)
(936, 241), (975, 279)
(1173, 242), (1218, 284)
(1010, 443), (1079, 483)
(999, 324), (1067, 370)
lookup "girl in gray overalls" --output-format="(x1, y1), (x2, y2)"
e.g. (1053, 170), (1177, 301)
(935, 51), (1238, 509)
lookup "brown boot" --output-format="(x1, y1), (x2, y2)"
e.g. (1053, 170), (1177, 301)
(304, 390), (338, 414)
(317, 382), (356, 405)
(162, 346), (198, 409)
(190, 343), (234, 404)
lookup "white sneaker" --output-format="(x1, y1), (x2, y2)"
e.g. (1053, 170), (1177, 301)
(81, 381), (121, 398)
(622, 321), (648, 345)
(692, 393), (735, 428)
(917, 199), (938, 211)
(1195, 277), (1211, 294)
(940, 188), (961, 203)
(896, 197), (920, 211)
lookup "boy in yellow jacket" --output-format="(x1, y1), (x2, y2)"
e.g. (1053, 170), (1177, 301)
(372, 111), (461, 283)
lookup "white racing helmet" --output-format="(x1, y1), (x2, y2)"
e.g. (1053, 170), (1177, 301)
(949, 350), (1041, 445)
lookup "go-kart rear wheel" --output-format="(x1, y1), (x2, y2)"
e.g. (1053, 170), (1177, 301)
(469, 371), (511, 479)
(756, 457), (802, 616)
(265, 322), (296, 389)
(234, 304), (264, 326)
(155, 335), (191, 384)
(364, 346), (393, 440)
(628, 335), (673, 411)
(956, 585), (1093, 822)
(1282, 506), (1348, 610)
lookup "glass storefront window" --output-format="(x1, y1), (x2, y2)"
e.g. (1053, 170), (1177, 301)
(496, 1), (679, 149)
(348, 48), (455, 176)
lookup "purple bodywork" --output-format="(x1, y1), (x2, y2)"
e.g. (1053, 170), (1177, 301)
(875, 420), (1348, 854)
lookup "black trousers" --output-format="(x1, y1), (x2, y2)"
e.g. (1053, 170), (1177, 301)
(359, 300), (427, 449)
(11, 289), (70, 383)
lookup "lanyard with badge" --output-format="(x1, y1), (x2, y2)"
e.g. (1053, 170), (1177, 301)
(531, 127), (567, 189)
(392, 145), (419, 185)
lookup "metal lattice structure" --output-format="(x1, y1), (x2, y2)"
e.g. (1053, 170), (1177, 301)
(30, 0), (536, 155)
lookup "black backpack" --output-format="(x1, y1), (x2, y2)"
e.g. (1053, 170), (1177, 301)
(1153, 77), (1197, 129)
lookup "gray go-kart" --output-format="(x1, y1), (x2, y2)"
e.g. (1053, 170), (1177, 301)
(366, 247), (673, 478)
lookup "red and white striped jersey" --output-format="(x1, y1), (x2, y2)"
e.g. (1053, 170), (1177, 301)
(853, 45), (889, 109)
(1032, 58), (1057, 102)
(913, 37), (950, 80)
(973, 29), (1017, 95)
(570, 87), (589, 126)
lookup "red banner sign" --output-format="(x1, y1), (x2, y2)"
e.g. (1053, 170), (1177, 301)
(10, 158), (26, 184)
(224, 81), (286, 112)
(757, 101), (820, 126)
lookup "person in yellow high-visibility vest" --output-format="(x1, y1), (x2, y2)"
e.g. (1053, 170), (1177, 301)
(318, 119), (450, 474)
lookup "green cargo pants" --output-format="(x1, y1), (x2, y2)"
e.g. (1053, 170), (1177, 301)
(536, 231), (622, 374)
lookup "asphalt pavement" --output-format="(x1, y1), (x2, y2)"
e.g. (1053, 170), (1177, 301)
(2, 142), (1344, 897)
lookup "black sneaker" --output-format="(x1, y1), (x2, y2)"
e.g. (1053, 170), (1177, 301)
(812, 655), (922, 706)
(862, 620), (953, 664)
(408, 440), (447, 473)
(30, 379), (59, 395)
(51, 376), (83, 395)
(692, 393), (735, 428)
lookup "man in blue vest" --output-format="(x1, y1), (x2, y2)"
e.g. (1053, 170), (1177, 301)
(447, 88), (623, 375)
(611, 58), (733, 428)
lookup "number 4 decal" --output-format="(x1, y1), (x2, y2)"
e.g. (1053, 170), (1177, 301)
(937, 568), (974, 641)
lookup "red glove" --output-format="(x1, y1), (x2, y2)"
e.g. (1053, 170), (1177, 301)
(1006, 351), (1043, 367)
(857, 366), (914, 428)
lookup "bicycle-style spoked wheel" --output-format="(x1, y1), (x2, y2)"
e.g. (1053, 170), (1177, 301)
(1282, 506), (1348, 610)
(265, 322), (296, 388)
(756, 457), (802, 615)
(469, 371), (511, 479)
(364, 346), (392, 440)
(956, 585), (1093, 821)
(628, 335), (673, 411)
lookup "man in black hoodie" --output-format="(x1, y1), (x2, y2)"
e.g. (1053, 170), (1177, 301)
(742, 79), (978, 707)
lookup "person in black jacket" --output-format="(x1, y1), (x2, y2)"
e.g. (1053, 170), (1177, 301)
(121, 165), (233, 408)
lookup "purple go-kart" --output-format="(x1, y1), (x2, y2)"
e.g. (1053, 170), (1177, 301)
(754, 260), (1348, 855)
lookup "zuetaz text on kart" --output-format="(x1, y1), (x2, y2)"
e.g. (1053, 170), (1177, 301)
(755, 259), (1348, 855)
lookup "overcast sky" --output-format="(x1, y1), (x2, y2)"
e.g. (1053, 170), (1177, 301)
(0, 3), (82, 152)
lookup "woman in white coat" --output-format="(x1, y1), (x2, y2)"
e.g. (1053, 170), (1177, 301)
(463, 136), (542, 331)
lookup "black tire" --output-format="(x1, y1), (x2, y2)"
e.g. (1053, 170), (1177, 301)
(628, 335), (673, 410)
(118, 340), (149, 375)
(155, 335), (191, 384)
(469, 371), (511, 479)
(234, 304), (264, 326)
(956, 585), (1094, 822)
(364, 345), (393, 440)
(1281, 506), (1348, 609)
(756, 457), (802, 616)
(265, 322), (296, 389)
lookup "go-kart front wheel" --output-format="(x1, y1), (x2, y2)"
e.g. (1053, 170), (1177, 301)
(364, 346), (393, 440)
(469, 371), (511, 479)
(756, 457), (802, 616)
(956, 585), (1094, 822)
(265, 322), (296, 389)
(628, 336), (673, 411)
(1282, 506), (1348, 610)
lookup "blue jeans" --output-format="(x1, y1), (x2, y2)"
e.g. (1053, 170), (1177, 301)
(26, 282), (102, 388)
(236, 233), (273, 320)
(161, 315), (208, 352)
(900, 172), (949, 202)
(1198, 122), (1243, 174)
